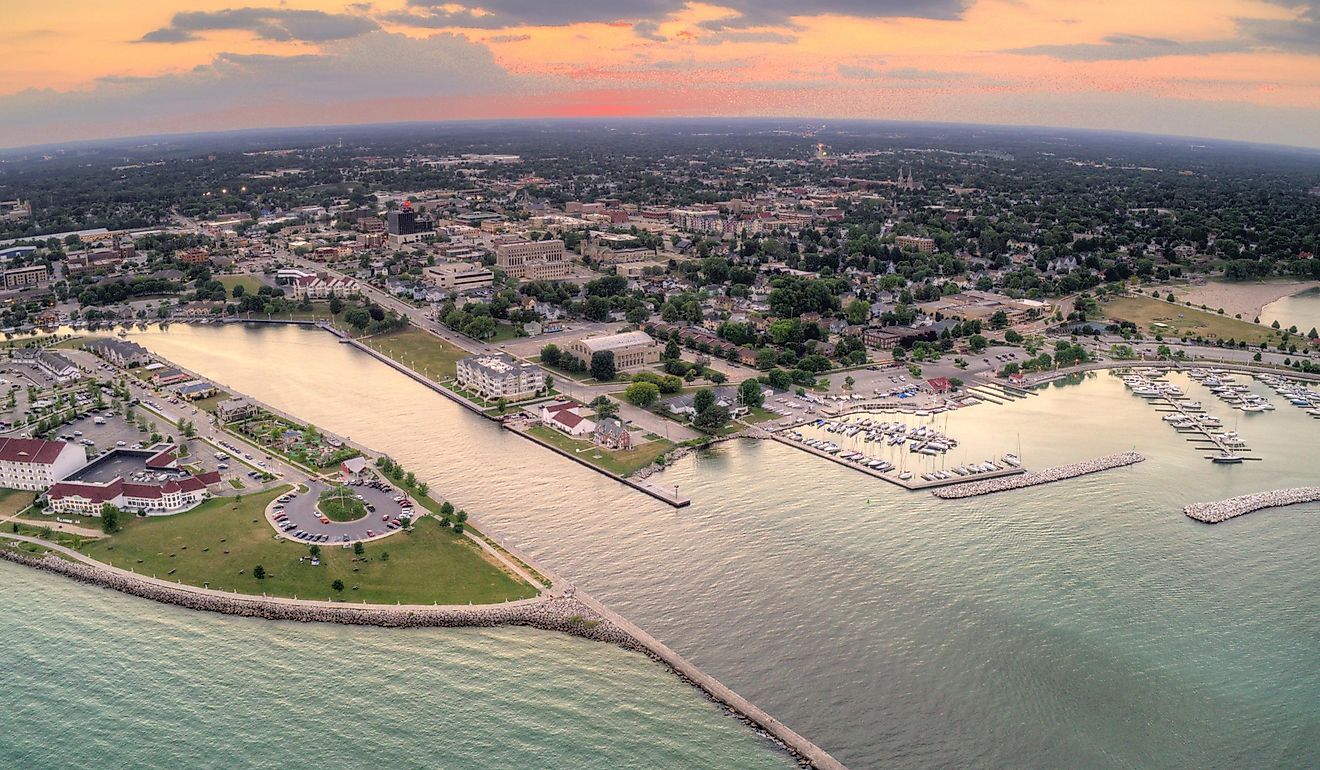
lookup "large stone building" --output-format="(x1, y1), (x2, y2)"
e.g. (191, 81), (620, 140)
(45, 446), (221, 515)
(424, 262), (494, 292)
(455, 354), (546, 401)
(493, 238), (571, 280)
(2, 264), (49, 291)
(566, 331), (660, 369)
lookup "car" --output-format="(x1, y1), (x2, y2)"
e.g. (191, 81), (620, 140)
(73, 430), (83, 437)
(386, 521), (400, 530)
(366, 529), (374, 537)
(382, 514), (390, 521)
(318, 515), (329, 524)
(116, 440), (126, 447)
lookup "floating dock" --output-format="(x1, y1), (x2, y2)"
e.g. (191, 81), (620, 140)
(1183, 487), (1320, 523)
(769, 432), (1025, 491)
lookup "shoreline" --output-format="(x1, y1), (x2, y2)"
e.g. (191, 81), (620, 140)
(0, 541), (839, 769)
(1169, 279), (1320, 321)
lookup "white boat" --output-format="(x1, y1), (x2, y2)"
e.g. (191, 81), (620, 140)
(898, 471), (913, 481)
(1002, 454), (1021, 467)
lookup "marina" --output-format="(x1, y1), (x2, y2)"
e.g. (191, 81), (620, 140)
(1184, 487), (1320, 523)
(772, 414), (1026, 490)
(1118, 369), (1259, 464)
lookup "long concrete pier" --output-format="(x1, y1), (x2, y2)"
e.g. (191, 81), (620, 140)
(769, 432), (1025, 490)
(1183, 487), (1320, 523)
(931, 452), (1145, 499)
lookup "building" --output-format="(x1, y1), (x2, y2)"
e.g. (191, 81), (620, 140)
(45, 447), (221, 515)
(0, 437), (87, 491)
(424, 262), (494, 292)
(386, 202), (435, 247)
(12, 349), (81, 382)
(85, 338), (151, 368)
(174, 381), (218, 401)
(455, 354), (546, 401)
(178, 247), (211, 266)
(895, 235), (936, 253)
(593, 417), (632, 450)
(290, 274), (355, 300)
(494, 238), (571, 280)
(216, 398), (259, 423)
(566, 331), (660, 370)
(863, 328), (901, 350)
(151, 368), (192, 387)
(540, 401), (595, 437)
(340, 456), (369, 479)
(2, 264), (49, 291)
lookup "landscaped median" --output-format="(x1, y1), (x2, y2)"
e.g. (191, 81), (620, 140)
(76, 487), (537, 604)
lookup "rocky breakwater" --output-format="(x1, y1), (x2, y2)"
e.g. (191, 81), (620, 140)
(932, 452), (1146, 500)
(0, 547), (639, 648)
(1184, 486), (1320, 523)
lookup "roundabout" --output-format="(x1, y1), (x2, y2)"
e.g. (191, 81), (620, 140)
(265, 477), (415, 545)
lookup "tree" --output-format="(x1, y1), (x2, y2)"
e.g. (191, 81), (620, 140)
(738, 378), (764, 408)
(253, 564), (266, 580)
(331, 579), (345, 592)
(693, 388), (716, 414)
(590, 396), (619, 419)
(693, 403), (730, 432)
(843, 375), (856, 391)
(329, 295), (344, 314)
(624, 381), (661, 408)
(353, 541), (365, 557)
(590, 350), (617, 381)
(1004, 329), (1024, 344)
(968, 335), (988, 353)
(845, 299), (869, 325)
(440, 501), (454, 517)
(99, 503), (121, 534)
(310, 544), (321, 559)
(540, 344), (562, 367)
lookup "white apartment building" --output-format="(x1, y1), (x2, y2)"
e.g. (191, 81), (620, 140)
(455, 354), (546, 401)
(494, 238), (571, 280)
(424, 262), (494, 292)
(0, 438), (86, 491)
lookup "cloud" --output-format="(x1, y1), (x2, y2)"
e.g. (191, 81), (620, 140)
(389, 0), (969, 31)
(837, 64), (882, 79)
(1238, 0), (1320, 54)
(698, 30), (799, 46)
(488, 33), (531, 43)
(1, 32), (516, 147)
(1004, 33), (1243, 61)
(632, 21), (667, 42)
(139, 8), (378, 44)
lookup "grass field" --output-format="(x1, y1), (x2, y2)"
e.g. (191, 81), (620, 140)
(526, 425), (672, 476)
(1101, 295), (1284, 346)
(362, 326), (468, 378)
(190, 390), (232, 414)
(79, 487), (536, 604)
(216, 275), (267, 295)
(0, 488), (36, 518)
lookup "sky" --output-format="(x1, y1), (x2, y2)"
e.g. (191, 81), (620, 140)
(2, 0), (1319, 150)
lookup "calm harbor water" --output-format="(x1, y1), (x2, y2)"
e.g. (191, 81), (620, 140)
(1261, 287), (1320, 336)
(0, 559), (794, 770)
(16, 323), (1320, 768)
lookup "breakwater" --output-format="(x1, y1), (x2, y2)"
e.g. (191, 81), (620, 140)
(0, 542), (839, 769)
(931, 452), (1146, 499)
(1183, 487), (1320, 523)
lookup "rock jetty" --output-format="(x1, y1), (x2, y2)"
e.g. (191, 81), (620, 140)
(1183, 487), (1320, 523)
(0, 547), (639, 647)
(932, 452), (1145, 499)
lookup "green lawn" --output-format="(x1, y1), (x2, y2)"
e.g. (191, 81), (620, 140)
(1101, 295), (1284, 346)
(79, 487), (536, 604)
(526, 425), (673, 476)
(216, 275), (267, 295)
(190, 390), (233, 414)
(318, 488), (367, 522)
(0, 488), (36, 518)
(362, 326), (468, 379)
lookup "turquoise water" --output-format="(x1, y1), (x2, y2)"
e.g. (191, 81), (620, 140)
(26, 324), (1320, 768)
(1261, 287), (1320, 335)
(0, 559), (794, 770)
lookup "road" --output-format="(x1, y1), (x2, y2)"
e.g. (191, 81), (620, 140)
(269, 479), (409, 545)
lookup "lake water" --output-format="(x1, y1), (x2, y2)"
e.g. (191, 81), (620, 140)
(15, 323), (1320, 768)
(1261, 287), (1320, 337)
(0, 559), (794, 770)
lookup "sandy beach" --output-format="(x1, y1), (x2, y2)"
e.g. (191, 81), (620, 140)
(1168, 280), (1320, 321)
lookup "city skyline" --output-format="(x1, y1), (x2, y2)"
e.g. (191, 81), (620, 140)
(2, 0), (1319, 150)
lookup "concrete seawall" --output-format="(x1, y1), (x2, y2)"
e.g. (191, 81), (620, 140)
(932, 452), (1146, 499)
(1184, 487), (1320, 523)
(0, 541), (842, 769)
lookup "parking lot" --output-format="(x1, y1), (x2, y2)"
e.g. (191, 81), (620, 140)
(266, 477), (416, 545)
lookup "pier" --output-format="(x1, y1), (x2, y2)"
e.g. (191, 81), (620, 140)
(931, 452), (1145, 499)
(1183, 487), (1320, 523)
(769, 432), (1025, 491)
